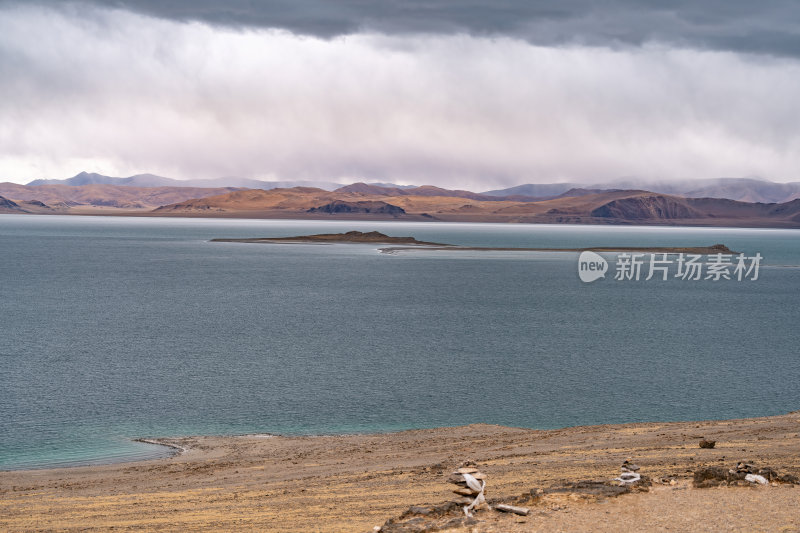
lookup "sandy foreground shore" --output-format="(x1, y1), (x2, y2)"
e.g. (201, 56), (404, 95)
(2, 412), (799, 532)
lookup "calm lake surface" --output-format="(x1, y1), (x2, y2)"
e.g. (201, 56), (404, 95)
(1, 215), (799, 469)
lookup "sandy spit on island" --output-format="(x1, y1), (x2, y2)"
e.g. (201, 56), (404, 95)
(1, 412), (799, 532)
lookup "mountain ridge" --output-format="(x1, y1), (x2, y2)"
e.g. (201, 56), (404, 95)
(485, 177), (800, 204)
(4, 175), (800, 227)
(25, 171), (345, 191)
(18, 172), (800, 204)
(151, 187), (800, 228)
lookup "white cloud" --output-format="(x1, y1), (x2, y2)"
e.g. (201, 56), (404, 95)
(1, 4), (799, 187)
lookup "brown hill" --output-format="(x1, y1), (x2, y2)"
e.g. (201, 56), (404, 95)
(765, 199), (800, 222)
(334, 182), (546, 202)
(307, 200), (405, 215)
(5, 179), (799, 228)
(153, 187), (335, 212)
(0, 196), (56, 214)
(0, 195), (25, 213)
(591, 195), (703, 220)
(681, 179), (800, 203)
(152, 187), (800, 227)
(554, 187), (616, 199)
(487, 178), (800, 204)
(0, 183), (244, 209)
(334, 183), (410, 196)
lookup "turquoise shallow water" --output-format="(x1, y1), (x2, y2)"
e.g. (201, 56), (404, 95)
(1, 215), (799, 470)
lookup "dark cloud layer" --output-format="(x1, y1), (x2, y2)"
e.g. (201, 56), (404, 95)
(4, 0), (800, 57)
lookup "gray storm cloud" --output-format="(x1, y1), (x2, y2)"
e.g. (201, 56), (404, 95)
(1, 3), (799, 187)
(6, 0), (800, 58)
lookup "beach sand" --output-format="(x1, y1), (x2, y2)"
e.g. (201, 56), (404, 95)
(2, 412), (799, 532)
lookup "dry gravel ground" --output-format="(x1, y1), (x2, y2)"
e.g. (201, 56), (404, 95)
(1, 411), (799, 532)
(467, 482), (799, 532)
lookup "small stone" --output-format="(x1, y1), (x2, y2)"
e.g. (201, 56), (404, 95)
(453, 487), (480, 496)
(495, 504), (530, 516)
(699, 439), (716, 449)
(448, 472), (485, 485)
(621, 460), (640, 472)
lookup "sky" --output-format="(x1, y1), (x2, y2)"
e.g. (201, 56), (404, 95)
(1, 1), (799, 188)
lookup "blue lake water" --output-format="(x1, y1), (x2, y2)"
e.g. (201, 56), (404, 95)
(1, 215), (799, 470)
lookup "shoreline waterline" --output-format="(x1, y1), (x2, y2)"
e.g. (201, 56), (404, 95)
(4, 409), (798, 473)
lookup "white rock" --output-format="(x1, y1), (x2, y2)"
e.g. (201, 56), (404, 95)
(614, 472), (641, 485)
(745, 474), (768, 485)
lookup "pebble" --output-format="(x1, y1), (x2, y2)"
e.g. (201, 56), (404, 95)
(452, 487), (480, 496)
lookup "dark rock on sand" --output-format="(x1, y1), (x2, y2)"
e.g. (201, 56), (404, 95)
(694, 464), (800, 487)
(399, 502), (461, 519)
(699, 439), (717, 449)
(380, 502), (478, 532)
(381, 516), (477, 533)
(693, 466), (732, 487)
(758, 467), (779, 481)
(545, 480), (634, 498)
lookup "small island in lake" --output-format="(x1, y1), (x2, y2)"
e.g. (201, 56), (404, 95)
(211, 230), (449, 246)
(212, 231), (738, 255)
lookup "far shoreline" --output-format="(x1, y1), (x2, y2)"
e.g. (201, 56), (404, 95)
(4, 211), (800, 232)
(3, 209), (800, 229)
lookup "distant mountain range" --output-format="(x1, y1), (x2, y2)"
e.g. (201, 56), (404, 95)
(26, 171), (346, 191)
(150, 185), (800, 228)
(19, 172), (800, 204)
(0, 182), (243, 209)
(485, 178), (800, 204)
(2, 172), (800, 227)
